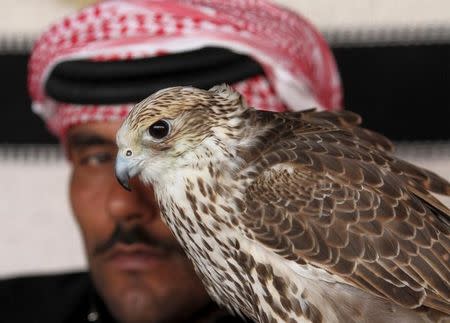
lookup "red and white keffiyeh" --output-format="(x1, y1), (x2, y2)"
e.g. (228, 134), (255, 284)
(28, 0), (342, 138)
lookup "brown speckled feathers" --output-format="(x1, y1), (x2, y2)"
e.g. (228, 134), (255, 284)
(117, 86), (450, 322)
(240, 109), (450, 314)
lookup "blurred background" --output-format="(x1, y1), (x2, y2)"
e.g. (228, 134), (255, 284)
(0, 0), (449, 277)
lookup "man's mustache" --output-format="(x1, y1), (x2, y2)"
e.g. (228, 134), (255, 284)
(93, 224), (183, 256)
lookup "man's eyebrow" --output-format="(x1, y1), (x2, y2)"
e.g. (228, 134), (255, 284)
(67, 133), (115, 148)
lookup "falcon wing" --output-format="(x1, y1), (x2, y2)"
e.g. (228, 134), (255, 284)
(240, 110), (450, 314)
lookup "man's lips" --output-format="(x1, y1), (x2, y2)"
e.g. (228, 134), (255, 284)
(103, 243), (170, 271)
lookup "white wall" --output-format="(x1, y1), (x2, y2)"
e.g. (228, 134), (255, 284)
(0, 0), (449, 37)
(1, 143), (449, 278)
(0, 147), (86, 278)
(276, 0), (450, 30)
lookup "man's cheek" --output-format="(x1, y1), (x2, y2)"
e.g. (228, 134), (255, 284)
(69, 173), (104, 256)
(71, 173), (105, 208)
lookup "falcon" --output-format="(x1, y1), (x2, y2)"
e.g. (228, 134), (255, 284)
(115, 85), (450, 323)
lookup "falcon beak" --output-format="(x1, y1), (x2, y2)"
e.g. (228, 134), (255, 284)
(115, 154), (133, 191)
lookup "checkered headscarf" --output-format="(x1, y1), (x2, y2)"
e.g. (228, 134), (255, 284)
(28, 0), (342, 138)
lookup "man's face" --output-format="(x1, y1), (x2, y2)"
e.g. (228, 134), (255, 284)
(67, 121), (210, 323)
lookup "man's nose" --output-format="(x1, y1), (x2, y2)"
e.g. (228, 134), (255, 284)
(106, 176), (159, 224)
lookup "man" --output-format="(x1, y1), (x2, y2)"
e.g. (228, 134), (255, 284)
(1, 0), (342, 322)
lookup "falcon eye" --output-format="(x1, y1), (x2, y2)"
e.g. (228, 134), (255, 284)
(148, 119), (170, 139)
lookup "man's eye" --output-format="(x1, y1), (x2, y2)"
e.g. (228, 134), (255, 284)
(80, 152), (113, 166)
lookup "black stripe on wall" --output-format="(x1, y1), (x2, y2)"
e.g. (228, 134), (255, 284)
(333, 44), (450, 141)
(1, 44), (449, 144)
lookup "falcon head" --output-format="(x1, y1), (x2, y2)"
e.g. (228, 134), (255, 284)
(115, 85), (248, 190)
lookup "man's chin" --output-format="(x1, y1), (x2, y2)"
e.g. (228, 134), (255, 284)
(93, 268), (176, 323)
(105, 288), (163, 323)
(89, 255), (211, 323)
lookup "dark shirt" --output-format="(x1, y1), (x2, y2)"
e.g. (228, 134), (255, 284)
(0, 272), (246, 323)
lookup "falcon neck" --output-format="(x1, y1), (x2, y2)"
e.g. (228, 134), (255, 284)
(157, 164), (246, 230)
